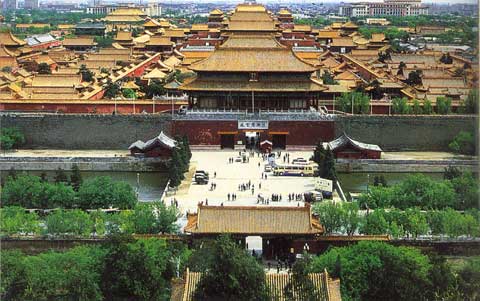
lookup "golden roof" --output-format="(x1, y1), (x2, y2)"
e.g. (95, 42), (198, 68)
(235, 3), (267, 12)
(209, 8), (224, 15)
(0, 45), (15, 57)
(330, 38), (356, 47)
(342, 21), (359, 29)
(370, 33), (386, 43)
(334, 70), (358, 81)
(122, 81), (140, 90)
(146, 36), (173, 46)
(293, 24), (312, 32)
(317, 30), (341, 39)
(278, 8), (292, 15)
(185, 204), (323, 235)
(163, 29), (185, 38)
(189, 35), (316, 73)
(31, 74), (81, 87)
(115, 31), (133, 41)
(0, 32), (27, 46)
(143, 68), (167, 79)
(62, 37), (95, 46)
(109, 8), (146, 16)
(191, 24), (209, 31)
(104, 15), (144, 22)
(58, 24), (75, 30)
(16, 23), (49, 28)
(144, 19), (161, 27)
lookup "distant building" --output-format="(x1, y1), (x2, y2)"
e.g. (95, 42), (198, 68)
(24, 0), (38, 9)
(339, 0), (429, 17)
(2, 0), (17, 10)
(327, 133), (382, 159)
(87, 3), (161, 17)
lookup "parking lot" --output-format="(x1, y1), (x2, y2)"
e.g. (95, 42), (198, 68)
(171, 150), (317, 213)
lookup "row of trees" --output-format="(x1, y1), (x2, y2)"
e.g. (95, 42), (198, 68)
(1, 236), (189, 300)
(0, 127), (24, 151)
(357, 172), (478, 210)
(310, 241), (480, 301)
(1, 172), (137, 209)
(168, 136), (192, 188)
(313, 202), (480, 238)
(1, 202), (179, 238)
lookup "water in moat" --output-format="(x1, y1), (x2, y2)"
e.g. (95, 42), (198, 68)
(1, 170), (444, 201)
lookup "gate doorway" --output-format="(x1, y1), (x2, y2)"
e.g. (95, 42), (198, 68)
(220, 134), (235, 149)
(272, 134), (287, 150)
(245, 131), (260, 150)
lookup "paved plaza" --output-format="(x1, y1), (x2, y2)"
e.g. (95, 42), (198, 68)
(171, 150), (316, 213)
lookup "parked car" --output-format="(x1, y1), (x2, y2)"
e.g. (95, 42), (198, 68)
(292, 158), (308, 165)
(195, 170), (209, 177)
(195, 175), (208, 184)
(264, 164), (272, 172)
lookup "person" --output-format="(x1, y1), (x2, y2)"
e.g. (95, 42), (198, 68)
(259, 182), (262, 189)
(214, 171), (217, 178)
(251, 188), (254, 195)
(265, 174), (267, 180)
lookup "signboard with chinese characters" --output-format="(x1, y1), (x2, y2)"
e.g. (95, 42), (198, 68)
(315, 178), (333, 192)
(238, 120), (269, 130)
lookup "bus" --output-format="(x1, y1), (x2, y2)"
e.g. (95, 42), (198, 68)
(273, 163), (317, 177)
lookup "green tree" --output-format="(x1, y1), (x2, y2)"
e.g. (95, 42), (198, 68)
(360, 210), (389, 235)
(37, 62), (51, 74)
(423, 99), (433, 114)
(101, 235), (175, 300)
(168, 147), (186, 188)
(336, 92), (370, 114)
(449, 172), (479, 210)
(440, 53), (453, 64)
(0, 250), (26, 300)
(144, 80), (165, 98)
(443, 165), (462, 180)
(412, 99), (423, 114)
(182, 135), (192, 161)
(310, 242), (432, 301)
(104, 81), (120, 99)
(461, 89), (478, 114)
(54, 167), (68, 184)
(284, 254), (320, 300)
(436, 96), (452, 115)
(194, 235), (268, 301)
(45, 209), (94, 237)
(79, 64), (94, 82)
(312, 202), (343, 234)
(457, 257), (480, 300)
(392, 97), (412, 114)
(77, 176), (137, 209)
(0, 206), (41, 236)
(449, 131), (476, 156)
(132, 201), (179, 234)
(122, 88), (137, 99)
(340, 202), (360, 236)
(321, 70), (338, 85)
(321, 148), (336, 181)
(21, 246), (106, 300)
(405, 70), (423, 86)
(70, 164), (83, 191)
(402, 208), (428, 238)
(0, 127), (25, 150)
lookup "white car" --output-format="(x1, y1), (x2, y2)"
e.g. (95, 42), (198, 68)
(264, 165), (272, 172)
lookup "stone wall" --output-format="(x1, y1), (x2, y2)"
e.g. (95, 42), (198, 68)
(1, 114), (172, 149)
(335, 115), (477, 151)
(1, 113), (476, 151)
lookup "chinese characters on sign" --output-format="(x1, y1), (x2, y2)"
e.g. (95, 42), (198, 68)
(238, 120), (269, 130)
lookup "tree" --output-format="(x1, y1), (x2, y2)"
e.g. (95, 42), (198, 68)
(340, 202), (360, 236)
(423, 99), (433, 114)
(457, 257), (480, 300)
(412, 99), (423, 114)
(449, 131), (475, 155)
(0, 250), (26, 300)
(37, 62), (51, 74)
(194, 235), (268, 301)
(312, 141), (326, 176)
(144, 80), (165, 98)
(70, 164), (83, 191)
(401, 208), (428, 238)
(440, 53), (453, 64)
(168, 148), (186, 188)
(449, 172), (479, 210)
(310, 242), (432, 301)
(20, 246), (105, 300)
(182, 135), (192, 161)
(101, 236), (178, 300)
(0, 127), (25, 150)
(443, 165), (462, 180)
(312, 202), (343, 234)
(461, 89), (478, 114)
(436, 96), (452, 114)
(45, 209), (94, 237)
(360, 210), (389, 235)
(405, 70), (423, 86)
(77, 176), (137, 209)
(284, 254), (320, 300)
(104, 81), (120, 99)
(1, 206), (41, 236)
(54, 167), (68, 184)
(336, 92), (370, 114)
(321, 70), (338, 85)
(122, 88), (137, 99)
(132, 202), (179, 234)
(392, 97), (412, 114)
(79, 64), (94, 82)
(321, 148), (336, 181)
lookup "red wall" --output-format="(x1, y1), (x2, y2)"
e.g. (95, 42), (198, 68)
(172, 120), (335, 146)
(0, 102), (183, 114)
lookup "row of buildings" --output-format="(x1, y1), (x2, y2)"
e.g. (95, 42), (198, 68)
(338, 0), (429, 17)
